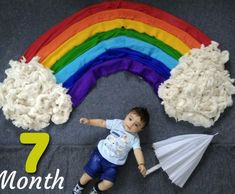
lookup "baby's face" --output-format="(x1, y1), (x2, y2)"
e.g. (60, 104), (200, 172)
(124, 112), (145, 133)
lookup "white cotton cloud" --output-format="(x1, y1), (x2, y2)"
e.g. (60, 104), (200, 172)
(158, 41), (235, 128)
(0, 57), (72, 130)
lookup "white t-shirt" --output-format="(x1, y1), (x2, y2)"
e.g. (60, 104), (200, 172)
(97, 119), (141, 165)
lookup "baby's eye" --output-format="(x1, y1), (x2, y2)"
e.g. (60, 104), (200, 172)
(135, 124), (138, 127)
(129, 118), (132, 121)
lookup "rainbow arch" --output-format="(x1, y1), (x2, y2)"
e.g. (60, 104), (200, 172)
(22, 1), (211, 107)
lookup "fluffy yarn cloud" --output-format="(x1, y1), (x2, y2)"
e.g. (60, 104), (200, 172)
(0, 57), (72, 130)
(158, 41), (235, 128)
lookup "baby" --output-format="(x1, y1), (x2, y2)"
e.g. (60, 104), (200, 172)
(73, 107), (149, 194)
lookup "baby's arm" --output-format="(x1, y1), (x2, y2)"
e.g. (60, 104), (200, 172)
(134, 148), (147, 177)
(80, 117), (106, 128)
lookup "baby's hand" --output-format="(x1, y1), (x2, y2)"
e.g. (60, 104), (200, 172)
(80, 117), (89, 125)
(138, 164), (147, 177)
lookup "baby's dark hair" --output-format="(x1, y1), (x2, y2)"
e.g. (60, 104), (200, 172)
(128, 107), (150, 127)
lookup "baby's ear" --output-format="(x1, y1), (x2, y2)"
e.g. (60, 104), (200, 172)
(141, 122), (146, 128)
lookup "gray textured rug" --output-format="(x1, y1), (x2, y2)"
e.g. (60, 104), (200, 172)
(0, 0), (234, 194)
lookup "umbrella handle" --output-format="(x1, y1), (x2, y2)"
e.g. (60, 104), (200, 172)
(146, 164), (161, 176)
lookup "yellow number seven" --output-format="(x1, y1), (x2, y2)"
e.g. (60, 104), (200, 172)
(20, 133), (50, 174)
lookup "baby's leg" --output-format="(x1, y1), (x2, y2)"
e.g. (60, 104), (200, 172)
(91, 180), (113, 193)
(80, 172), (93, 185)
(97, 180), (114, 191)
(92, 160), (118, 192)
(73, 173), (93, 194)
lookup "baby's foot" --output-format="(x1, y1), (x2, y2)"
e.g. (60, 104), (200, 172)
(73, 183), (84, 194)
(89, 186), (100, 194)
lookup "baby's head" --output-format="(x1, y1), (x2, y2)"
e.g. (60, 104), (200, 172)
(124, 107), (149, 133)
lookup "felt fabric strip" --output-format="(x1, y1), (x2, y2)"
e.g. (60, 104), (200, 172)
(23, 1), (210, 62)
(41, 19), (190, 67)
(35, 9), (200, 62)
(55, 36), (174, 84)
(51, 28), (182, 74)
(63, 48), (170, 90)
(68, 57), (166, 107)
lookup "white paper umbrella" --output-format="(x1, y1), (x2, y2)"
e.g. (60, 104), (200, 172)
(146, 133), (218, 187)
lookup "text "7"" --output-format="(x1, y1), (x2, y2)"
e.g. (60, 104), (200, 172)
(20, 133), (50, 174)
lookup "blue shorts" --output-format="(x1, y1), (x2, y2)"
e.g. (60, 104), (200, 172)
(84, 148), (120, 183)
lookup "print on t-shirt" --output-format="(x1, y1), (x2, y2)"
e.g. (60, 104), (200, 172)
(106, 130), (130, 157)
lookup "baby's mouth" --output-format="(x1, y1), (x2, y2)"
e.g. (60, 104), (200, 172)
(125, 125), (131, 131)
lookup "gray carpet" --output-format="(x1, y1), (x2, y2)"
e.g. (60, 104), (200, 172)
(0, 0), (235, 193)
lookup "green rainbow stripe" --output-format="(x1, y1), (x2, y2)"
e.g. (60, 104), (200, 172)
(51, 28), (182, 74)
